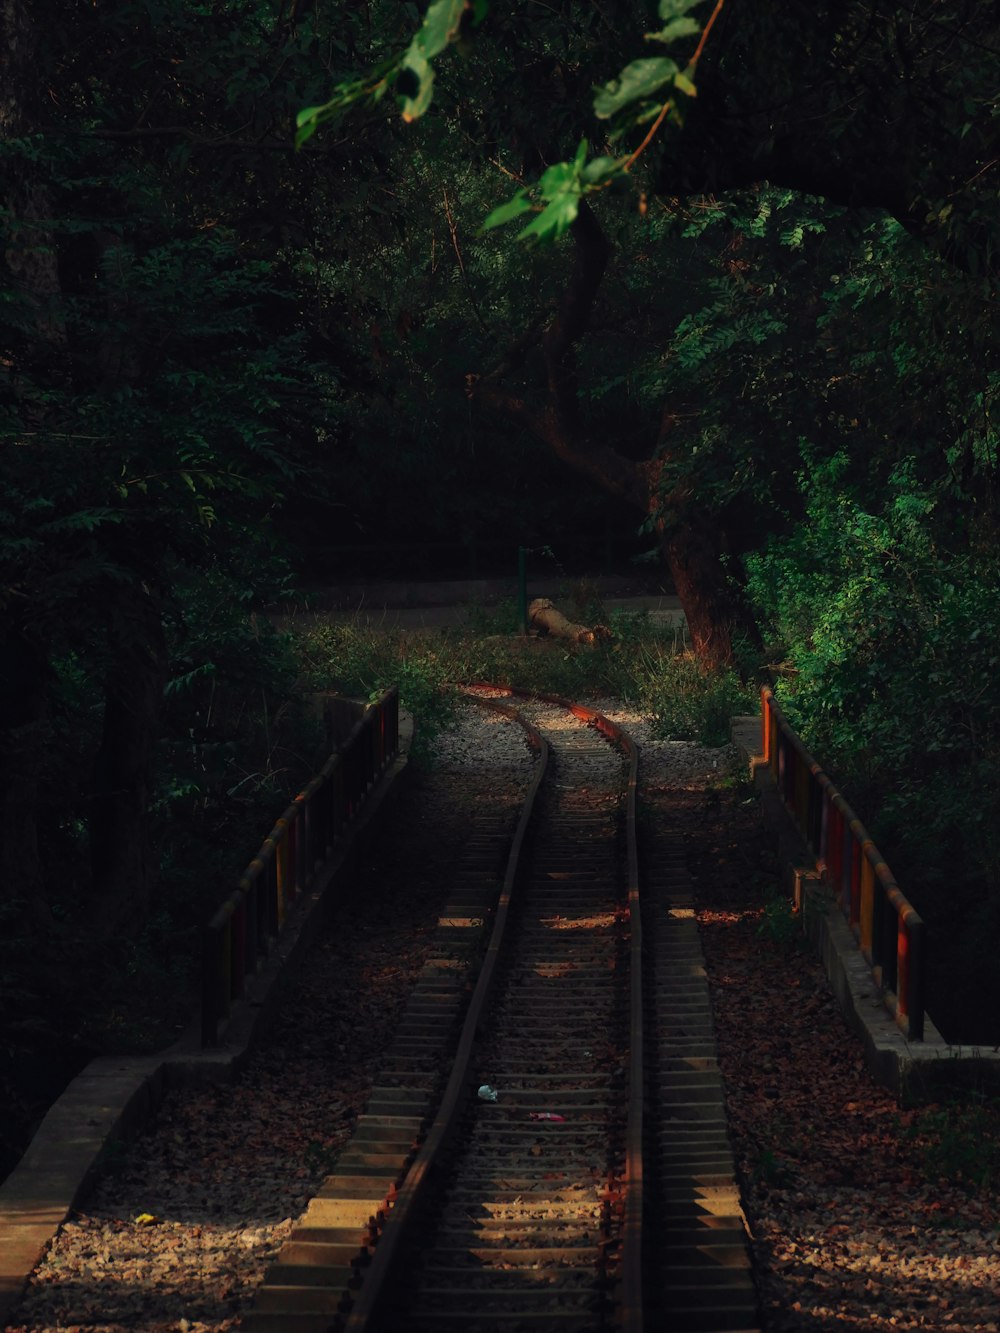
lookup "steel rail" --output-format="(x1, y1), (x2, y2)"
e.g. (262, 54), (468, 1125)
(342, 685), (644, 1331)
(342, 692), (549, 1332)
(620, 709), (643, 1333)
(493, 686), (644, 1332)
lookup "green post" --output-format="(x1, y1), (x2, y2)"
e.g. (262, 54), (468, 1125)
(518, 545), (528, 634)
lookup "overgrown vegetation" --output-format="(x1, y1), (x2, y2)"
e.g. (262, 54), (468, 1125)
(748, 447), (1000, 1040)
(0, 581), (321, 1179)
(756, 889), (801, 952)
(293, 602), (755, 754)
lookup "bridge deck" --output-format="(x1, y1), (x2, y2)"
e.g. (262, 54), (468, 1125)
(2, 702), (998, 1331)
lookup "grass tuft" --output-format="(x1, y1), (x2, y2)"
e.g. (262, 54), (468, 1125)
(292, 605), (755, 752)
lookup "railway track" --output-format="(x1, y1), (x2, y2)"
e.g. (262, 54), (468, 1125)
(245, 688), (758, 1333)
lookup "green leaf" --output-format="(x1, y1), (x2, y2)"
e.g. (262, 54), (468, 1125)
(518, 192), (580, 242)
(594, 57), (678, 120)
(647, 17), (701, 45)
(674, 67), (698, 98)
(398, 0), (474, 121)
(573, 138), (589, 170)
(481, 190), (534, 231)
(399, 47), (434, 121)
(295, 119), (320, 149)
(295, 104), (325, 128)
(539, 160), (578, 199)
(582, 155), (621, 184)
(416, 0), (469, 59)
(294, 103), (327, 149)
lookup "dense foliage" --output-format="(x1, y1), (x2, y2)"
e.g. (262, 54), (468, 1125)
(315, 0), (1000, 1030)
(3, 0), (1000, 1094)
(1, 0), (361, 1161)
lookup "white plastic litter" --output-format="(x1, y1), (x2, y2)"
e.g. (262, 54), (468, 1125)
(477, 1084), (499, 1102)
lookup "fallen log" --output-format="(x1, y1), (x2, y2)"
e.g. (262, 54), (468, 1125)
(528, 598), (613, 646)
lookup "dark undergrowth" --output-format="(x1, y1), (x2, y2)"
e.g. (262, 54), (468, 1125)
(0, 620), (325, 1187)
(4, 595), (749, 1186)
(291, 599), (756, 754)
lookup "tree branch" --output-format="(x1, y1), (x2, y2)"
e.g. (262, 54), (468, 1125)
(542, 200), (611, 434)
(469, 203), (648, 512)
(442, 188), (487, 332)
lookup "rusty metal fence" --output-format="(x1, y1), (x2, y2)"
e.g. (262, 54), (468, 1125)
(761, 686), (926, 1040)
(201, 686), (400, 1046)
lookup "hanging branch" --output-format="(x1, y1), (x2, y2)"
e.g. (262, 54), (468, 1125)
(470, 202), (648, 512)
(442, 188), (488, 332)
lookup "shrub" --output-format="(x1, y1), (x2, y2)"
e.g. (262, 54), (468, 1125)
(633, 644), (754, 746)
(757, 888), (800, 950)
(293, 608), (752, 755)
(746, 452), (1000, 1039)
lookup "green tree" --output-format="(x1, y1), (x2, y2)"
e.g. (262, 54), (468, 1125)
(296, 0), (1000, 667)
(1, 0), (363, 932)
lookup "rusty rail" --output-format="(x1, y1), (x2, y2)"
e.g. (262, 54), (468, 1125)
(201, 686), (399, 1046)
(761, 686), (925, 1040)
(340, 686), (643, 1331)
(542, 692), (643, 1333)
(342, 691), (549, 1333)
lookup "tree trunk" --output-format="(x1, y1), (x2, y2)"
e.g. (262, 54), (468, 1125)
(471, 204), (759, 670)
(89, 580), (167, 937)
(0, 619), (50, 918)
(660, 514), (756, 671)
(0, 0), (66, 922)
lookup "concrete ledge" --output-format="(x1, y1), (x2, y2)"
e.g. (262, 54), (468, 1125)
(0, 721), (413, 1324)
(730, 714), (1000, 1106)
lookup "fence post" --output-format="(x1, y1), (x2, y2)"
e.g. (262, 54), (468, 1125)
(759, 687), (926, 1041)
(200, 686), (403, 1047)
(905, 916), (925, 1040)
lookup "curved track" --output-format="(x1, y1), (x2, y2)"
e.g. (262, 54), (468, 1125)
(245, 688), (757, 1333)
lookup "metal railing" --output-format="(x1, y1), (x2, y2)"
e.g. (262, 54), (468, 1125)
(761, 687), (926, 1040)
(201, 686), (400, 1046)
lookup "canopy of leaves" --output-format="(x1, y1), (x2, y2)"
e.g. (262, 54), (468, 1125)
(3, 0), (1000, 1047)
(289, 1), (1000, 958)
